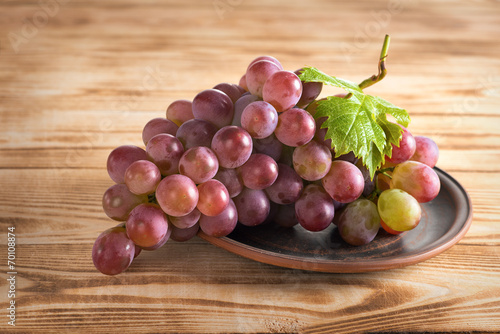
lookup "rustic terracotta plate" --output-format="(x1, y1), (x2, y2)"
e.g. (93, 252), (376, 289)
(198, 167), (473, 273)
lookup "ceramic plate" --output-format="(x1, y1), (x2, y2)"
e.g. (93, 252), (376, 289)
(198, 167), (473, 273)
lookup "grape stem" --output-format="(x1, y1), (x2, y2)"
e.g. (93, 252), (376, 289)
(345, 35), (390, 98)
(377, 166), (395, 174)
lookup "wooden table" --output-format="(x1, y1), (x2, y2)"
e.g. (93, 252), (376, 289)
(1, 0), (499, 333)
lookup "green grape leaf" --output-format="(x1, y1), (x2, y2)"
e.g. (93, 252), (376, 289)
(298, 67), (410, 180)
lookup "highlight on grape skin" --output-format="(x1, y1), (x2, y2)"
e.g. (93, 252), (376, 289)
(93, 50), (443, 275)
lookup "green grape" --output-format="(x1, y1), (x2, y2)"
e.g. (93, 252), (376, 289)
(377, 189), (421, 232)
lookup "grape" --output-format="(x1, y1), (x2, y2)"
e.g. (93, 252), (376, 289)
(213, 167), (243, 198)
(233, 188), (270, 227)
(293, 140), (332, 181)
(356, 161), (376, 197)
(156, 174), (199, 217)
(213, 83), (243, 103)
(102, 184), (148, 221)
(169, 208), (201, 229)
(134, 244), (142, 258)
(232, 93), (261, 127)
(378, 189), (421, 231)
(333, 151), (358, 165)
(294, 68), (323, 109)
(197, 179), (230, 216)
(314, 116), (333, 152)
(337, 199), (380, 246)
(146, 134), (184, 176)
(126, 203), (170, 249)
(142, 117), (178, 145)
(322, 160), (364, 203)
(124, 160), (162, 195)
(252, 133), (283, 161)
(178, 146), (219, 184)
(199, 199), (238, 237)
(237, 154), (278, 190)
(246, 60), (281, 97)
(410, 136), (439, 168)
(107, 145), (148, 184)
(211, 126), (253, 168)
(278, 145), (295, 166)
(265, 163), (303, 204)
(192, 89), (234, 128)
(176, 119), (218, 150)
(170, 223), (200, 242)
(274, 204), (299, 228)
(92, 225), (135, 275)
(241, 101), (278, 138)
(238, 74), (248, 91)
(386, 125), (416, 164)
(274, 108), (316, 147)
(295, 184), (334, 232)
(141, 227), (171, 251)
(262, 71), (303, 112)
(166, 99), (194, 126)
(380, 220), (404, 235)
(390, 161), (440, 203)
(247, 55), (283, 70)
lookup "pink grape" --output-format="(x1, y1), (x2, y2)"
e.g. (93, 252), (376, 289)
(192, 89), (234, 128)
(233, 188), (270, 227)
(211, 126), (253, 168)
(293, 140), (332, 181)
(142, 117), (178, 145)
(102, 184), (148, 221)
(146, 134), (184, 176)
(156, 174), (199, 217)
(246, 60), (281, 97)
(237, 154), (278, 190)
(337, 199), (380, 246)
(141, 227), (171, 251)
(265, 163), (303, 205)
(124, 160), (162, 195)
(197, 179), (230, 217)
(126, 203), (170, 249)
(176, 119), (218, 150)
(232, 93), (261, 127)
(178, 146), (219, 184)
(386, 124), (416, 164)
(262, 70), (303, 112)
(199, 199), (238, 237)
(170, 223), (200, 242)
(166, 99), (194, 126)
(169, 208), (201, 229)
(247, 55), (283, 70)
(214, 167), (243, 198)
(241, 101), (278, 139)
(322, 160), (364, 203)
(252, 133), (283, 161)
(390, 161), (441, 203)
(274, 108), (316, 147)
(411, 136), (439, 168)
(294, 68), (323, 109)
(107, 145), (148, 184)
(92, 225), (135, 276)
(295, 184), (335, 232)
(239, 74), (248, 91)
(213, 83), (243, 103)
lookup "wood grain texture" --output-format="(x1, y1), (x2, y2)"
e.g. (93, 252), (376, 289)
(1, 0), (500, 333)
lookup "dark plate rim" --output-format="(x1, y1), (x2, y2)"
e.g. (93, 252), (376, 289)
(198, 167), (473, 273)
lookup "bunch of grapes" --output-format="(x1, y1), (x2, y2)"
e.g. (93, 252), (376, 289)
(92, 55), (441, 275)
